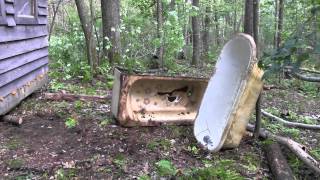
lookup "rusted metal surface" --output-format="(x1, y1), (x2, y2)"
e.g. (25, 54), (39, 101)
(111, 68), (208, 126)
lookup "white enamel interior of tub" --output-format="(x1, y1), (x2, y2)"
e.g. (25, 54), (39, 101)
(194, 35), (253, 152)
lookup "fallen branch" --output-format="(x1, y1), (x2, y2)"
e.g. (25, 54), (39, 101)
(0, 115), (23, 126)
(264, 142), (294, 180)
(300, 68), (320, 75)
(43, 92), (111, 102)
(262, 109), (320, 130)
(247, 124), (320, 174)
(290, 71), (320, 82)
(284, 67), (320, 82)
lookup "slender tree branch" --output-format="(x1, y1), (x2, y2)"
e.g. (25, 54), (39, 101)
(290, 71), (320, 82)
(49, 0), (63, 41)
(261, 110), (320, 130)
(299, 68), (320, 75)
(284, 66), (320, 82)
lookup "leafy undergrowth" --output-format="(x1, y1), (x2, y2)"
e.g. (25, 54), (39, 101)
(0, 76), (319, 179)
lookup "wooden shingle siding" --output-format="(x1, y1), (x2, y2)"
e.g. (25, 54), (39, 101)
(0, 25), (47, 42)
(0, 35), (48, 59)
(0, 66), (48, 98)
(0, 47), (48, 74)
(0, 0), (5, 25)
(0, 57), (48, 87)
(0, 0), (48, 115)
(4, 0), (15, 26)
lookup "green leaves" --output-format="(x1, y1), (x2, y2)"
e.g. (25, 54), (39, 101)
(156, 160), (177, 177)
(65, 117), (78, 129)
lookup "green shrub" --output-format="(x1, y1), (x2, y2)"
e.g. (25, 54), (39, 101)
(65, 117), (78, 129)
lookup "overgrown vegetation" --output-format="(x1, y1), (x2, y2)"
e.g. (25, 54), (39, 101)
(1, 0), (319, 179)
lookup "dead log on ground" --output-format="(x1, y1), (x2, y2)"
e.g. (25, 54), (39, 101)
(262, 109), (320, 130)
(0, 115), (23, 126)
(247, 124), (320, 174)
(264, 142), (294, 180)
(290, 71), (320, 82)
(299, 68), (320, 75)
(284, 66), (320, 75)
(284, 67), (320, 82)
(43, 92), (111, 102)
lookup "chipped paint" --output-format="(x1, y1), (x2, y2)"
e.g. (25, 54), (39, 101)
(111, 68), (208, 127)
(0, 72), (48, 115)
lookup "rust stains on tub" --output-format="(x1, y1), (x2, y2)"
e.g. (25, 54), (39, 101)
(111, 68), (208, 127)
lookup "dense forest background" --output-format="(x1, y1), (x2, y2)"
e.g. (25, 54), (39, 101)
(48, 0), (319, 82)
(1, 0), (319, 179)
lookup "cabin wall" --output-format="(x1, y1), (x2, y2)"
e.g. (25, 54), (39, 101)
(0, 0), (49, 115)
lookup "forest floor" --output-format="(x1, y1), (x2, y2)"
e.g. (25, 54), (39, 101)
(0, 72), (319, 179)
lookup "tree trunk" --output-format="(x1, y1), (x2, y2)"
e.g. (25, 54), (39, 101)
(170, 0), (176, 10)
(244, 0), (262, 139)
(180, 0), (190, 60)
(101, 0), (121, 64)
(253, 0), (259, 52)
(156, 0), (164, 69)
(233, 0), (238, 33)
(48, 0), (63, 41)
(253, 0), (261, 139)
(191, 0), (200, 66)
(89, 0), (101, 66)
(244, 0), (254, 35)
(202, 7), (210, 60)
(276, 0), (284, 48)
(214, 10), (220, 47)
(274, 0), (279, 48)
(75, 0), (99, 75)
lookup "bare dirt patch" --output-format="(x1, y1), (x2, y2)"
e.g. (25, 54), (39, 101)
(0, 82), (319, 179)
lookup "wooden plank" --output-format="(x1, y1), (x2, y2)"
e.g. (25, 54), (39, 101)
(6, 15), (15, 26)
(0, 25), (48, 42)
(0, 36), (48, 60)
(0, 73), (48, 115)
(37, 16), (47, 25)
(4, 2), (15, 26)
(5, 5), (14, 15)
(0, 47), (48, 74)
(0, 0), (6, 25)
(38, 4), (47, 8)
(38, 0), (47, 8)
(14, 16), (39, 25)
(38, 7), (47, 16)
(0, 0), (4, 13)
(0, 65), (48, 98)
(0, 56), (48, 88)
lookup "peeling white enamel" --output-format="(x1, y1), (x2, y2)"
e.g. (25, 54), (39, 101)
(194, 34), (256, 152)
